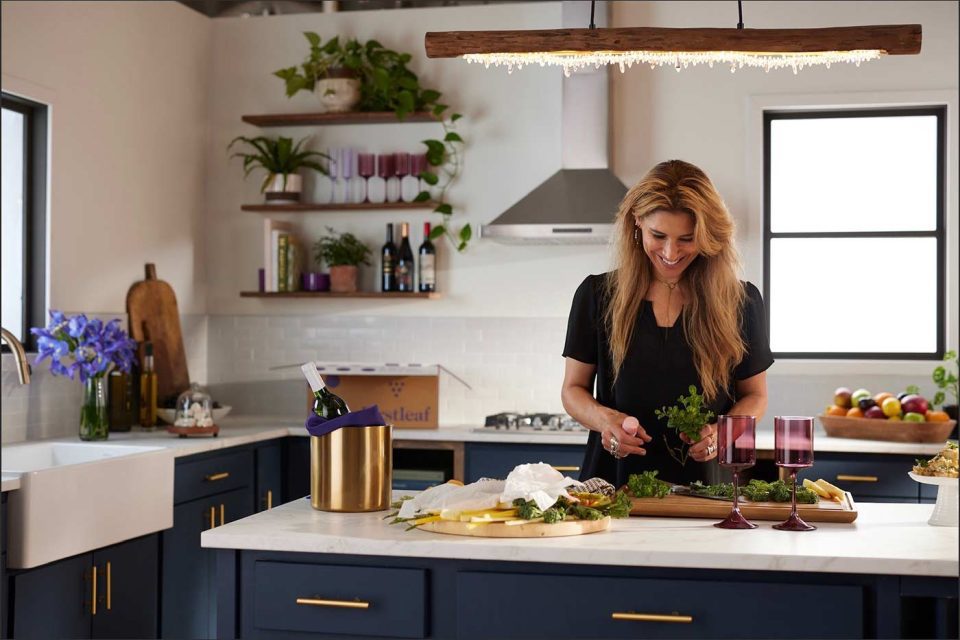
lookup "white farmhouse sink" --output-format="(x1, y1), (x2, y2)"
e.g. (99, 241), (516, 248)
(2, 441), (175, 569)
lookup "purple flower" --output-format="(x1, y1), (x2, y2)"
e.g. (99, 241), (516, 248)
(31, 310), (138, 383)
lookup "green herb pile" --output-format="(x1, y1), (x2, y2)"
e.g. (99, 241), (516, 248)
(740, 479), (819, 504)
(513, 491), (633, 523)
(688, 480), (736, 498)
(627, 471), (671, 498)
(655, 385), (715, 466)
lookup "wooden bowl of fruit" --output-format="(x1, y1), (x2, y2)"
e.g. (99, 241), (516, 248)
(819, 387), (955, 443)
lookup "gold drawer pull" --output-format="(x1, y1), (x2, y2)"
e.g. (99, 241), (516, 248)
(106, 561), (112, 611)
(220, 503), (226, 526)
(551, 466), (580, 472)
(612, 612), (693, 623)
(296, 597), (370, 609)
(209, 506), (216, 529)
(205, 472), (230, 482)
(91, 565), (98, 616)
(836, 474), (878, 482)
(267, 489), (273, 510)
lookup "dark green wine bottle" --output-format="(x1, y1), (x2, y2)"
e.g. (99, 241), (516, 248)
(301, 362), (349, 418)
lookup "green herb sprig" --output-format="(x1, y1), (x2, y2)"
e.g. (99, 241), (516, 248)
(655, 385), (715, 466)
(627, 471), (671, 498)
(932, 350), (958, 409)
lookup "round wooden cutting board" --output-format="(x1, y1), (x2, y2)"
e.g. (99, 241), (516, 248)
(416, 516), (611, 538)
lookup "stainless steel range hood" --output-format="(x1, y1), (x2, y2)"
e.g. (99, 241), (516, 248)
(480, 1), (626, 245)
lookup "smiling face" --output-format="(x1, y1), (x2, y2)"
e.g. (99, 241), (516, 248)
(637, 209), (700, 282)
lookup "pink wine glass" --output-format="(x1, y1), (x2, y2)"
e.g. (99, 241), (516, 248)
(714, 415), (758, 530)
(772, 416), (816, 531)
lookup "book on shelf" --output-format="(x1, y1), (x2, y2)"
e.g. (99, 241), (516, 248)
(263, 218), (293, 292)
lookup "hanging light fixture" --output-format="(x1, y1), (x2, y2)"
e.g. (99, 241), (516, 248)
(424, 1), (921, 76)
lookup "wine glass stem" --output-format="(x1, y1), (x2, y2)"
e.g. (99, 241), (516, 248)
(732, 471), (741, 514)
(790, 469), (799, 518)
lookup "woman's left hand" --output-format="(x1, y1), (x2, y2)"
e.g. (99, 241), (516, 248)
(682, 423), (718, 462)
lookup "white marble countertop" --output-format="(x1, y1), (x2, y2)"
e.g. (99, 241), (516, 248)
(1, 473), (21, 492)
(201, 493), (958, 578)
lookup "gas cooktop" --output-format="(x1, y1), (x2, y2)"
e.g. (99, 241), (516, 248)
(474, 412), (587, 434)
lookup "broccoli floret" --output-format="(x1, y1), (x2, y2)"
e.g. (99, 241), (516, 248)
(513, 498), (543, 521)
(768, 481), (792, 502)
(571, 505), (604, 520)
(542, 507), (566, 524)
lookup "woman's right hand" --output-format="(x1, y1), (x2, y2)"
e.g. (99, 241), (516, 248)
(598, 409), (652, 458)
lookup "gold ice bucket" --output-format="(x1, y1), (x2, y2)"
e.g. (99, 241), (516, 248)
(310, 425), (392, 512)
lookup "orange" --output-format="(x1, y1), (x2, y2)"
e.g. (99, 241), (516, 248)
(846, 407), (864, 418)
(874, 392), (894, 404)
(826, 405), (847, 417)
(925, 410), (950, 422)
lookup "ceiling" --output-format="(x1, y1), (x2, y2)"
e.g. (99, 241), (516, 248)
(176, 0), (524, 18)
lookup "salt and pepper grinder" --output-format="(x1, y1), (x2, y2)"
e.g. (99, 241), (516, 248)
(357, 153), (375, 203)
(345, 148), (366, 203)
(402, 153), (424, 203)
(385, 153), (402, 203)
(368, 154), (389, 204)
(330, 148), (348, 204)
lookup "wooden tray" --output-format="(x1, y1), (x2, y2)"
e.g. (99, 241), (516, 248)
(819, 414), (955, 443)
(628, 492), (858, 523)
(416, 516), (611, 538)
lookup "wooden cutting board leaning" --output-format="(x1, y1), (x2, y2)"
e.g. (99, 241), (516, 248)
(628, 492), (858, 523)
(126, 263), (191, 400)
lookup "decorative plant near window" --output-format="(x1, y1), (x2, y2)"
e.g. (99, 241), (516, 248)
(275, 34), (471, 251)
(227, 135), (329, 193)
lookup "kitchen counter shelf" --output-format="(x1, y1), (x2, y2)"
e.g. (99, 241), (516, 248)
(241, 201), (438, 212)
(240, 291), (440, 299)
(241, 111), (436, 127)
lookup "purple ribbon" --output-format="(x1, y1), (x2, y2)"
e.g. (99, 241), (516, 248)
(304, 405), (387, 437)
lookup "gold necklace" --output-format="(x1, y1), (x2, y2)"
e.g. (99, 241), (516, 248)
(655, 277), (680, 329)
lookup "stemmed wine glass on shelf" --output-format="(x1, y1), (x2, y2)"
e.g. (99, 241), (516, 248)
(773, 416), (816, 532)
(714, 415), (758, 529)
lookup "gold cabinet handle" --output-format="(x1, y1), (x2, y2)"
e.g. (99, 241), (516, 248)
(836, 474), (878, 482)
(205, 472), (230, 482)
(91, 565), (98, 616)
(106, 561), (112, 611)
(220, 503), (226, 527)
(209, 506), (216, 529)
(296, 597), (370, 609)
(267, 489), (273, 510)
(612, 612), (693, 623)
(551, 466), (580, 472)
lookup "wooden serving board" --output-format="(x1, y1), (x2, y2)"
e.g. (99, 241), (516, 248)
(126, 263), (190, 400)
(629, 493), (858, 523)
(417, 516), (611, 538)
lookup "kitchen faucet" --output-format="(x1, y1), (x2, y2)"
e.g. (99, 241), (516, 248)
(0, 327), (31, 384)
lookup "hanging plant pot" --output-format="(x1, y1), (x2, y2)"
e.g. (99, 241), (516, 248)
(264, 173), (303, 204)
(316, 68), (361, 113)
(329, 265), (358, 293)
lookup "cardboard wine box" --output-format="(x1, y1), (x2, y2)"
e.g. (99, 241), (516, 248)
(306, 363), (447, 429)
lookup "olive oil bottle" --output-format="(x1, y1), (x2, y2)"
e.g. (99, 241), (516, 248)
(139, 341), (158, 430)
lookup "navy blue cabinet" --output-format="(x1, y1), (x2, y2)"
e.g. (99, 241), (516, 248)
(11, 534), (158, 639)
(798, 453), (920, 502)
(286, 437), (311, 501)
(256, 442), (283, 512)
(2, 493), (8, 639)
(465, 442), (585, 482)
(161, 446), (255, 640)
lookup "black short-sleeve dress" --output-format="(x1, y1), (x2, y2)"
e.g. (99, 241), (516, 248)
(562, 273), (774, 488)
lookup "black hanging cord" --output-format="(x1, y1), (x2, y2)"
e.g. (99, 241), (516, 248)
(737, 0), (744, 29)
(589, 0), (596, 29)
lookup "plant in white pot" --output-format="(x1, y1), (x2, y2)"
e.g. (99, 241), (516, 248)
(228, 135), (329, 203)
(313, 227), (372, 293)
(274, 34), (361, 113)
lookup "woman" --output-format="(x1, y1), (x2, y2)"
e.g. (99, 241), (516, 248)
(561, 159), (773, 488)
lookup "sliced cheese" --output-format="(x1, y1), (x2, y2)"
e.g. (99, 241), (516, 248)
(815, 478), (846, 500)
(803, 478), (831, 499)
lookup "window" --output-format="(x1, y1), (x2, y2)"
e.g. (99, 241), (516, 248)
(763, 107), (945, 359)
(1, 92), (47, 351)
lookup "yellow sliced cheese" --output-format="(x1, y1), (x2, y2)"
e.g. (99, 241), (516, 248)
(803, 478), (831, 499)
(410, 515), (442, 526)
(815, 478), (846, 501)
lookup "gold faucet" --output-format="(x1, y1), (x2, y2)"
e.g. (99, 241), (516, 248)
(1, 327), (31, 384)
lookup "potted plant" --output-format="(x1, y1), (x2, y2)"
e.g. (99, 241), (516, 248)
(932, 350), (958, 424)
(313, 227), (372, 293)
(228, 135), (329, 203)
(274, 34), (361, 113)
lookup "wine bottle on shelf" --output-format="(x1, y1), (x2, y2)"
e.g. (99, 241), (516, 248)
(395, 222), (415, 292)
(418, 222), (436, 292)
(139, 341), (158, 430)
(301, 362), (350, 419)
(381, 223), (397, 292)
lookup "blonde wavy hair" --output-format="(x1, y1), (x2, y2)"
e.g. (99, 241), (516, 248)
(603, 160), (745, 402)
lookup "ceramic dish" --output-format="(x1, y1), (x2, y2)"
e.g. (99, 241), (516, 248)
(908, 472), (958, 527)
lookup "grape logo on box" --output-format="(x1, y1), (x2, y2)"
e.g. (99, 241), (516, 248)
(389, 380), (405, 398)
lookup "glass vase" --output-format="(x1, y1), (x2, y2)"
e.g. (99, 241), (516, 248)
(79, 376), (109, 441)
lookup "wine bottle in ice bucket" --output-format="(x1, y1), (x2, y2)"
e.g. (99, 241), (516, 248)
(301, 362), (350, 419)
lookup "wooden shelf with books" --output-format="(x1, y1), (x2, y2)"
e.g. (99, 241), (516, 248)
(242, 201), (437, 212)
(241, 111), (436, 127)
(240, 291), (440, 299)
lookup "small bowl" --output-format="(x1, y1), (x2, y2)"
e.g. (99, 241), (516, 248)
(157, 406), (232, 425)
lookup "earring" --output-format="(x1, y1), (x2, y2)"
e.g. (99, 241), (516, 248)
(633, 226), (639, 245)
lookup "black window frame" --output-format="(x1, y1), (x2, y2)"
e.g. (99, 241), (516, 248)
(1, 91), (48, 353)
(763, 106), (946, 360)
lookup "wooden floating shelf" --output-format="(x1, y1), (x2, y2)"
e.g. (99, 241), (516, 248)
(241, 291), (441, 299)
(242, 202), (437, 212)
(241, 111), (436, 127)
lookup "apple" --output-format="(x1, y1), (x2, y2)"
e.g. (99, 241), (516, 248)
(851, 389), (872, 407)
(864, 406), (886, 419)
(900, 395), (929, 416)
(903, 412), (926, 423)
(857, 397), (877, 411)
(833, 387), (853, 408)
(881, 397), (902, 418)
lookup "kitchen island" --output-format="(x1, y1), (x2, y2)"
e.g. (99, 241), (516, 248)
(202, 494), (958, 639)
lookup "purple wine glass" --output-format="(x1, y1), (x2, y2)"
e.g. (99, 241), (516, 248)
(773, 416), (816, 531)
(714, 415), (758, 530)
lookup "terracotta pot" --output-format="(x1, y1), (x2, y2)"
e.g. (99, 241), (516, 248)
(264, 173), (302, 203)
(329, 265), (358, 293)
